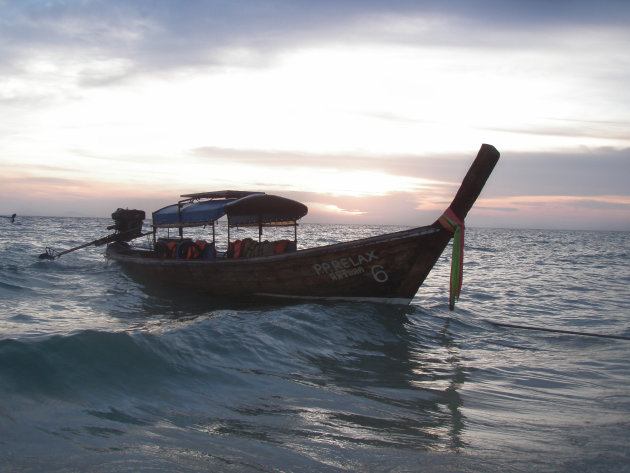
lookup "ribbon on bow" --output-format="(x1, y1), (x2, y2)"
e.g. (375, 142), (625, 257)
(438, 207), (465, 310)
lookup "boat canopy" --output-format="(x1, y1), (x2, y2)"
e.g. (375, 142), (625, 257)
(226, 194), (308, 227)
(152, 191), (308, 229)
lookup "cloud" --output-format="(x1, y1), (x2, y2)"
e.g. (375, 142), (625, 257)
(474, 194), (630, 230)
(3, 0), (630, 75)
(480, 194), (630, 210)
(190, 146), (450, 197)
(489, 148), (630, 197)
(3, 0), (629, 138)
(306, 202), (366, 217)
(192, 146), (456, 182)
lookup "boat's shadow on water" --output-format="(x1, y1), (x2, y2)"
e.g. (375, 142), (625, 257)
(102, 265), (271, 318)
(288, 305), (468, 452)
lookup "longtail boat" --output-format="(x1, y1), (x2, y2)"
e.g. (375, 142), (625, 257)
(104, 144), (500, 307)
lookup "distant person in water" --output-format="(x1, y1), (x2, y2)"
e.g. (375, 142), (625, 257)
(3, 214), (16, 222)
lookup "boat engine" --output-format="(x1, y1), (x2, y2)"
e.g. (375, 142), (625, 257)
(108, 208), (146, 242)
(38, 208), (148, 259)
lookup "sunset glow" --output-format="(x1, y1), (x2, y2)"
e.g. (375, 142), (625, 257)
(1, 1), (629, 229)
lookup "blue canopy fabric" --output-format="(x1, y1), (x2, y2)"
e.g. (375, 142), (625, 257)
(152, 199), (237, 227)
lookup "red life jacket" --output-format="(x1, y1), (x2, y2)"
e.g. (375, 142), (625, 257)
(167, 241), (178, 258)
(233, 240), (243, 259)
(177, 240), (200, 259)
(274, 240), (289, 254)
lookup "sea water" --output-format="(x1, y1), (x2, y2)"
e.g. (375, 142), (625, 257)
(1, 217), (629, 472)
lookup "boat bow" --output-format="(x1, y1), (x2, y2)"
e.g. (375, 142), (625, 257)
(437, 143), (500, 309)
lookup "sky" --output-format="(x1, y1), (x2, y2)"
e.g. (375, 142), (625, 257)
(1, 0), (629, 230)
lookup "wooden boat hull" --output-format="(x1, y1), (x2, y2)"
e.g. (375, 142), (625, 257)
(106, 225), (451, 304)
(106, 144), (500, 305)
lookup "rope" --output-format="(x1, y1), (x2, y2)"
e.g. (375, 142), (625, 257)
(439, 207), (464, 310)
(490, 321), (630, 341)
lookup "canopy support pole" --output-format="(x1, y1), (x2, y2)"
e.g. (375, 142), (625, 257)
(212, 222), (217, 260)
(177, 202), (183, 238)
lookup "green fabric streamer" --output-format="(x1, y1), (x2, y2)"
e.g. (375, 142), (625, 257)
(442, 210), (464, 310)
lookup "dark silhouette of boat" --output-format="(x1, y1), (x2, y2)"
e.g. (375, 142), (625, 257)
(105, 144), (500, 307)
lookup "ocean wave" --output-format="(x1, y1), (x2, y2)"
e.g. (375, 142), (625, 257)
(0, 330), (181, 400)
